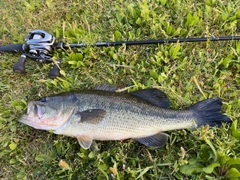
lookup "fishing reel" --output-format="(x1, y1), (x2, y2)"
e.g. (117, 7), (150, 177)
(13, 30), (60, 77)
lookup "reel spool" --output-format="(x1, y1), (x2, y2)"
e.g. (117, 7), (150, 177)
(13, 30), (60, 77)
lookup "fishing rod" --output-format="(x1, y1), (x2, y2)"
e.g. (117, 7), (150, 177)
(0, 29), (240, 77)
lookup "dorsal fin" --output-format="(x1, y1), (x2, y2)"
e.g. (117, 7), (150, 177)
(130, 88), (170, 108)
(95, 84), (118, 92)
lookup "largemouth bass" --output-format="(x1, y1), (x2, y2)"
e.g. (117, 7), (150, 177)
(19, 86), (231, 149)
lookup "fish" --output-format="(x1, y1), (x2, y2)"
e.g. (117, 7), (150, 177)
(19, 85), (231, 150)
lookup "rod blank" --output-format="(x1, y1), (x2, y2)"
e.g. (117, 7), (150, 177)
(55, 36), (240, 49)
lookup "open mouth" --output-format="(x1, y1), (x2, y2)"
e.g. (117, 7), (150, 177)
(36, 104), (46, 119)
(19, 102), (66, 130)
(26, 101), (46, 119)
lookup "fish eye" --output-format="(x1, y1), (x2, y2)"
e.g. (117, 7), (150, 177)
(41, 97), (47, 102)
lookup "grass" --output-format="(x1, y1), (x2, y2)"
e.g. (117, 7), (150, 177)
(0, 0), (240, 179)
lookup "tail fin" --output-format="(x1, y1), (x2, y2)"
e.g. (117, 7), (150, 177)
(189, 98), (231, 127)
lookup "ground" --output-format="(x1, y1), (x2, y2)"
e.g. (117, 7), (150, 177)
(0, 0), (240, 179)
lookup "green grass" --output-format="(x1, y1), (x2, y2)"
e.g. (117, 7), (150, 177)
(0, 0), (240, 179)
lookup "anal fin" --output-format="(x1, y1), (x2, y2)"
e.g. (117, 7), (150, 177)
(135, 133), (168, 148)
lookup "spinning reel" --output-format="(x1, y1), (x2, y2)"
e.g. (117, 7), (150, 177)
(13, 30), (60, 77)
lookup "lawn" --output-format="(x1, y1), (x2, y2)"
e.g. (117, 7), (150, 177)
(0, 0), (240, 179)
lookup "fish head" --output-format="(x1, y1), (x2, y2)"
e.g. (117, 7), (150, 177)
(19, 93), (77, 131)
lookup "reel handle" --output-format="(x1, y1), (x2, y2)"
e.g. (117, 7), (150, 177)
(49, 63), (60, 78)
(13, 54), (26, 73)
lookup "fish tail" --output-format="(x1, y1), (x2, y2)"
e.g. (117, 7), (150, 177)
(189, 98), (231, 127)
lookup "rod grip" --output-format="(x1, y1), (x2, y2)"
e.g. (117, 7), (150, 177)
(0, 44), (25, 52)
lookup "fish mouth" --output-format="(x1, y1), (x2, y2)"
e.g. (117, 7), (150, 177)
(19, 102), (65, 130)
(26, 101), (46, 119)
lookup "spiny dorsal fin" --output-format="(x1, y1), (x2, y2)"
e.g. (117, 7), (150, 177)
(95, 84), (118, 92)
(76, 109), (106, 124)
(135, 133), (169, 148)
(130, 88), (170, 108)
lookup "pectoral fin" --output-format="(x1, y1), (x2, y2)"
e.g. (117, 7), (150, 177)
(76, 109), (106, 124)
(135, 133), (168, 148)
(77, 135), (93, 150)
